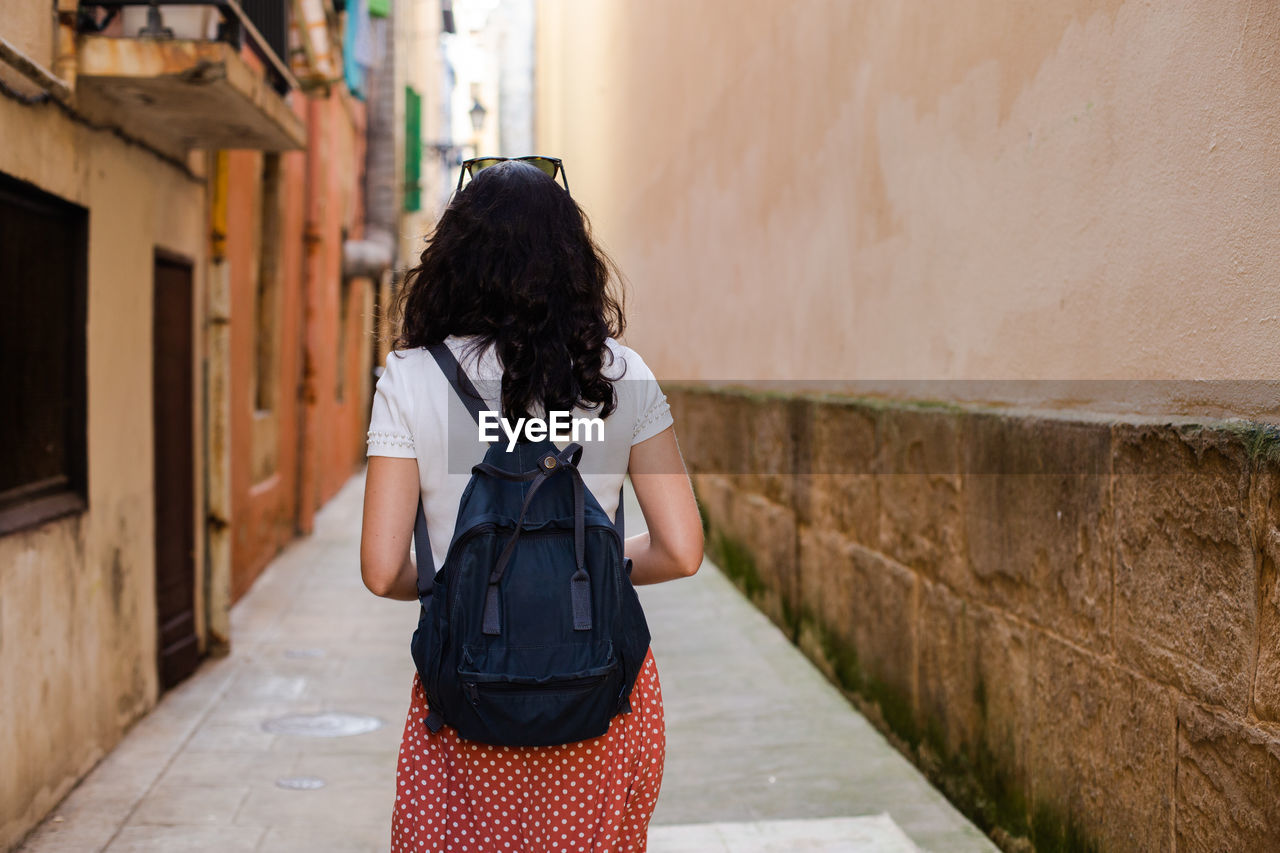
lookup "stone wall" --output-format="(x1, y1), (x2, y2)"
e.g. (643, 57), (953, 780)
(669, 385), (1280, 852)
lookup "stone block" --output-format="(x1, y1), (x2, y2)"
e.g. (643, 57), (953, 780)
(1028, 634), (1176, 852)
(667, 389), (749, 477)
(961, 412), (1113, 651)
(794, 398), (880, 547)
(1175, 700), (1280, 850)
(797, 527), (917, 728)
(730, 492), (798, 629)
(916, 578), (1034, 799)
(1250, 458), (1280, 722)
(878, 408), (966, 588)
(693, 470), (795, 629)
(1113, 423), (1255, 711)
(742, 394), (801, 510)
(675, 389), (803, 510)
(692, 473), (736, 538)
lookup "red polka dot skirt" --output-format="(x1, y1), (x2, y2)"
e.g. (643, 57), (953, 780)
(391, 646), (666, 852)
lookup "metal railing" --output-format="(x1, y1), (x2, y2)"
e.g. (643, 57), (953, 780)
(76, 0), (299, 95)
(238, 0), (287, 71)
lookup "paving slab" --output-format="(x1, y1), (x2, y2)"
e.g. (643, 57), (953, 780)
(648, 815), (920, 852)
(18, 471), (994, 853)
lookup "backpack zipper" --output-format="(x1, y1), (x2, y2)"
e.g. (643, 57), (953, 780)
(462, 670), (612, 705)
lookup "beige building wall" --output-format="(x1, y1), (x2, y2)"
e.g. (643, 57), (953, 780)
(397, 0), (444, 269)
(0, 92), (207, 849)
(537, 3), (1280, 849)
(4, 3), (53, 66)
(536, 0), (1280, 418)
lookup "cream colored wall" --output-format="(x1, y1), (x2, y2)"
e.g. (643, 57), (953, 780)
(6, 2), (54, 62)
(536, 0), (1280, 419)
(0, 2), (57, 99)
(0, 93), (206, 849)
(397, 0), (442, 266)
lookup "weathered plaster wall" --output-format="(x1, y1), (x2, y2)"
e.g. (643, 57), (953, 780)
(227, 144), (307, 600)
(0, 94), (206, 850)
(305, 93), (376, 514)
(229, 92), (374, 600)
(536, 0), (1280, 415)
(5, 2), (53, 64)
(671, 387), (1280, 851)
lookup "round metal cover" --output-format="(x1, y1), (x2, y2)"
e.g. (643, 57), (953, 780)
(276, 776), (327, 790)
(262, 712), (383, 738)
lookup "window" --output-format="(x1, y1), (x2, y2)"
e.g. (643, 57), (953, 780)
(253, 153), (283, 414)
(250, 154), (284, 485)
(0, 172), (88, 535)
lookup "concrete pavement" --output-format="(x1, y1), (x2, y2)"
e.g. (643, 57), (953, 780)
(18, 472), (994, 852)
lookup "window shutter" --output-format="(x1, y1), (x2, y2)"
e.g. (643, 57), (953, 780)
(404, 86), (422, 212)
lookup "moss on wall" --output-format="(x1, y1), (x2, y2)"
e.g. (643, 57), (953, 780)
(1213, 420), (1280, 466)
(697, 483), (1101, 853)
(683, 383), (1280, 852)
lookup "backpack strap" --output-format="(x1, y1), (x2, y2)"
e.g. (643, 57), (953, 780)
(474, 443), (590, 636)
(430, 337), (627, 534)
(414, 341), (630, 610)
(413, 499), (434, 595)
(616, 484), (624, 539)
(428, 340), (489, 424)
(413, 342), (491, 594)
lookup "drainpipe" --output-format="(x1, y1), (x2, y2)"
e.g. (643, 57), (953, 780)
(203, 150), (233, 656)
(295, 94), (323, 535)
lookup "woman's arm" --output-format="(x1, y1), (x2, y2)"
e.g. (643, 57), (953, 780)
(624, 425), (705, 584)
(362, 427), (703, 595)
(360, 456), (423, 600)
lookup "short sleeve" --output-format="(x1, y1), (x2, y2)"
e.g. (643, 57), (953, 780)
(620, 346), (674, 446)
(366, 353), (417, 458)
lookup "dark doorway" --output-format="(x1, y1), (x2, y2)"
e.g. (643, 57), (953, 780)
(153, 252), (200, 689)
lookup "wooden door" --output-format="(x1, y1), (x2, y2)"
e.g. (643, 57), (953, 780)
(153, 253), (200, 689)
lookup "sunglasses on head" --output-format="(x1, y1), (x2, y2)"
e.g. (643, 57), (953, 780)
(455, 155), (570, 196)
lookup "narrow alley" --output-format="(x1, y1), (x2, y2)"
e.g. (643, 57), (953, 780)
(6, 3), (1280, 851)
(17, 474), (993, 853)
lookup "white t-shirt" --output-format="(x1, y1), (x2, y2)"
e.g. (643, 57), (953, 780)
(366, 335), (674, 571)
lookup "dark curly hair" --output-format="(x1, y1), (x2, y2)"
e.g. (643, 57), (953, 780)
(393, 159), (626, 420)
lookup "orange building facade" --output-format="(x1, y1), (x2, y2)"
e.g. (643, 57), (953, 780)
(223, 91), (377, 601)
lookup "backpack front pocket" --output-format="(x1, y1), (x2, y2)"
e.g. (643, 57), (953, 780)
(455, 659), (621, 746)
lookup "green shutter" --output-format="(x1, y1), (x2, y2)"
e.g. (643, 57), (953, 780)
(404, 86), (422, 213)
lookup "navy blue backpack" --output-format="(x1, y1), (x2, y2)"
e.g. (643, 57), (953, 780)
(410, 342), (652, 747)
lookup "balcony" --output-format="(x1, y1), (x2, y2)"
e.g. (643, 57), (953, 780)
(74, 1), (306, 151)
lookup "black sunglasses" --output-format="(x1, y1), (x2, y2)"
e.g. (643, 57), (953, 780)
(454, 155), (570, 196)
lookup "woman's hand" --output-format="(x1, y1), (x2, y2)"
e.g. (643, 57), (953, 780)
(624, 426), (705, 584)
(360, 456), (423, 600)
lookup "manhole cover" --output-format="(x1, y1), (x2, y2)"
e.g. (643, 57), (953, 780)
(276, 776), (327, 790)
(284, 648), (326, 659)
(262, 712), (383, 737)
